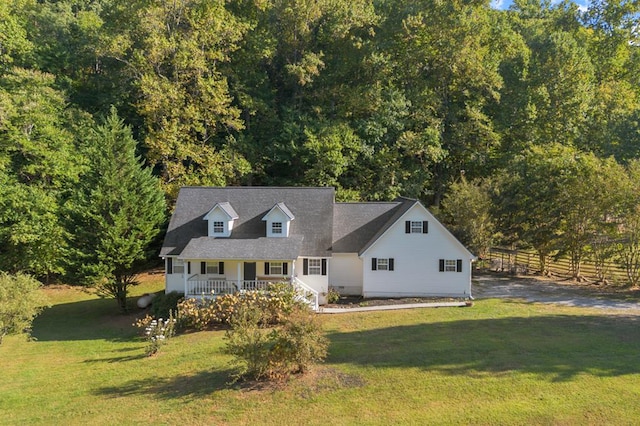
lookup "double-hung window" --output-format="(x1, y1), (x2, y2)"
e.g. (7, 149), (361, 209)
(371, 258), (395, 271)
(173, 259), (185, 274)
(439, 259), (462, 272)
(303, 258), (326, 276)
(213, 221), (224, 234)
(272, 222), (283, 234)
(269, 261), (283, 275)
(206, 262), (219, 274)
(308, 259), (322, 275)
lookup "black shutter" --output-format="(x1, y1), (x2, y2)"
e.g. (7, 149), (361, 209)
(303, 258), (309, 275)
(423, 221), (429, 233)
(264, 262), (270, 275)
(372, 258), (377, 270)
(283, 262), (288, 275)
(457, 259), (462, 272)
(405, 221), (411, 233)
(321, 259), (327, 275)
(219, 261), (224, 275)
(439, 259), (445, 272)
(167, 257), (173, 274)
(187, 261), (191, 274)
(201, 261), (206, 274)
(389, 258), (394, 271)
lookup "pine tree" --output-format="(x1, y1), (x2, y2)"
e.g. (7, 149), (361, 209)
(67, 108), (166, 312)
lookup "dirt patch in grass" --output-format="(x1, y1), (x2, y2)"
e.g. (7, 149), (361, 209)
(234, 366), (366, 397)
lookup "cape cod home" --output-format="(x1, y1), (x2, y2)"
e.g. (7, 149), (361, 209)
(160, 186), (475, 310)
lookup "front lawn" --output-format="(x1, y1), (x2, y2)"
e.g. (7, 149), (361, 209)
(2, 275), (640, 424)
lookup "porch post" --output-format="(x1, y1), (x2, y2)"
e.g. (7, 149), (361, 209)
(237, 262), (241, 291)
(183, 259), (188, 296)
(290, 258), (296, 284)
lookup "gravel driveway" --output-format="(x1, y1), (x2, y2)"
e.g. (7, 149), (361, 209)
(473, 272), (640, 312)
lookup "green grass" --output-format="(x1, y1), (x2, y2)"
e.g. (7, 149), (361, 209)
(3, 275), (640, 425)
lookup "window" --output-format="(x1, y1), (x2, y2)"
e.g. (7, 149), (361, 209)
(269, 261), (283, 275)
(206, 262), (219, 274)
(308, 259), (322, 275)
(173, 259), (184, 274)
(445, 259), (456, 272)
(377, 258), (389, 270)
(405, 220), (428, 234)
(303, 258), (326, 275)
(264, 262), (288, 275)
(213, 221), (224, 234)
(439, 259), (462, 272)
(272, 222), (282, 234)
(201, 261), (224, 275)
(371, 258), (394, 271)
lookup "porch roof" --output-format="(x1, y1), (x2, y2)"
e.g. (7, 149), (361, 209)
(178, 235), (304, 260)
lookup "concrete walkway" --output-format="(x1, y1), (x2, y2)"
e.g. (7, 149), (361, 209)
(319, 301), (470, 314)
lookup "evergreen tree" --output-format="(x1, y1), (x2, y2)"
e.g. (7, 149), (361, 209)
(66, 108), (166, 312)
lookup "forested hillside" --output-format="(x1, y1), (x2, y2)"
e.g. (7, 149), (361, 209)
(1, 0), (640, 284)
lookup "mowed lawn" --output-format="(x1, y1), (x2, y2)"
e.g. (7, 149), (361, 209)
(3, 274), (640, 425)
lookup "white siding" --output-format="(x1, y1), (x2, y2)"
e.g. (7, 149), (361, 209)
(264, 208), (291, 237)
(361, 204), (472, 298)
(294, 257), (329, 304)
(204, 208), (234, 237)
(329, 253), (363, 296)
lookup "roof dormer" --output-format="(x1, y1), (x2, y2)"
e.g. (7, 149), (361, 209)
(203, 202), (238, 237)
(262, 202), (294, 237)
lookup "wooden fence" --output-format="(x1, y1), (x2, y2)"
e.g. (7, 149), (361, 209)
(487, 247), (629, 284)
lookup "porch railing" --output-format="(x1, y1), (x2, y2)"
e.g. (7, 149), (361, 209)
(186, 280), (278, 297)
(292, 277), (319, 312)
(185, 278), (319, 311)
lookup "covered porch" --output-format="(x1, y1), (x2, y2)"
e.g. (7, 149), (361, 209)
(182, 259), (319, 311)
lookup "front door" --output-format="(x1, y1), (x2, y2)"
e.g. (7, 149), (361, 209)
(244, 262), (256, 281)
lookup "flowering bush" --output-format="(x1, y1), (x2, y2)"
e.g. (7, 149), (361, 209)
(176, 283), (308, 329)
(137, 312), (176, 356)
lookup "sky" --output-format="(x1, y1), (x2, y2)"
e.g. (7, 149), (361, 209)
(490, 0), (591, 12)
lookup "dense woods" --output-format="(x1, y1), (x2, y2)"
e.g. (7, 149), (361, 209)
(1, 0), (640, 285)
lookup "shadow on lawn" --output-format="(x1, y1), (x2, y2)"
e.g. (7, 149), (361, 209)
(90, 313), (640, 401)
(31, 297), (143, 342)
(326, 314), (640, 382)
(95, 368), (233, 399)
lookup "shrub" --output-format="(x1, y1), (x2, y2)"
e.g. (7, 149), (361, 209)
(144, 313), (177, 356)
(224, 303), (328, 382)
(0, 272), (50, 344)
(176, 297), (217, 330)
(135, 312), (177, 356)
(327, 287), (341, 304)
(177, 283), (309, 329)
(150, 291), (183, 319)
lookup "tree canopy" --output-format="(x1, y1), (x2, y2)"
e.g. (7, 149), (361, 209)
(2, 0), (640, 286)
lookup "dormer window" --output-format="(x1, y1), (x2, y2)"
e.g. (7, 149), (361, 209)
(272, 222), (283, 234)
(262, 202), (294, 238)
(204, 202), (238, 237)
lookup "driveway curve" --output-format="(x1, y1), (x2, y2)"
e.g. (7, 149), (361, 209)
(473, 273), (640, 312)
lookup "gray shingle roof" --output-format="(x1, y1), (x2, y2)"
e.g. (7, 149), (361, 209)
(216, 202), (239, 219)
(161, 187), (334, 258)
(179, 235), (304, 260)
(332, 199), (416, 254)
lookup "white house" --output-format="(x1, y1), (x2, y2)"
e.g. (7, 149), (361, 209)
(160, 187), (475, 309)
